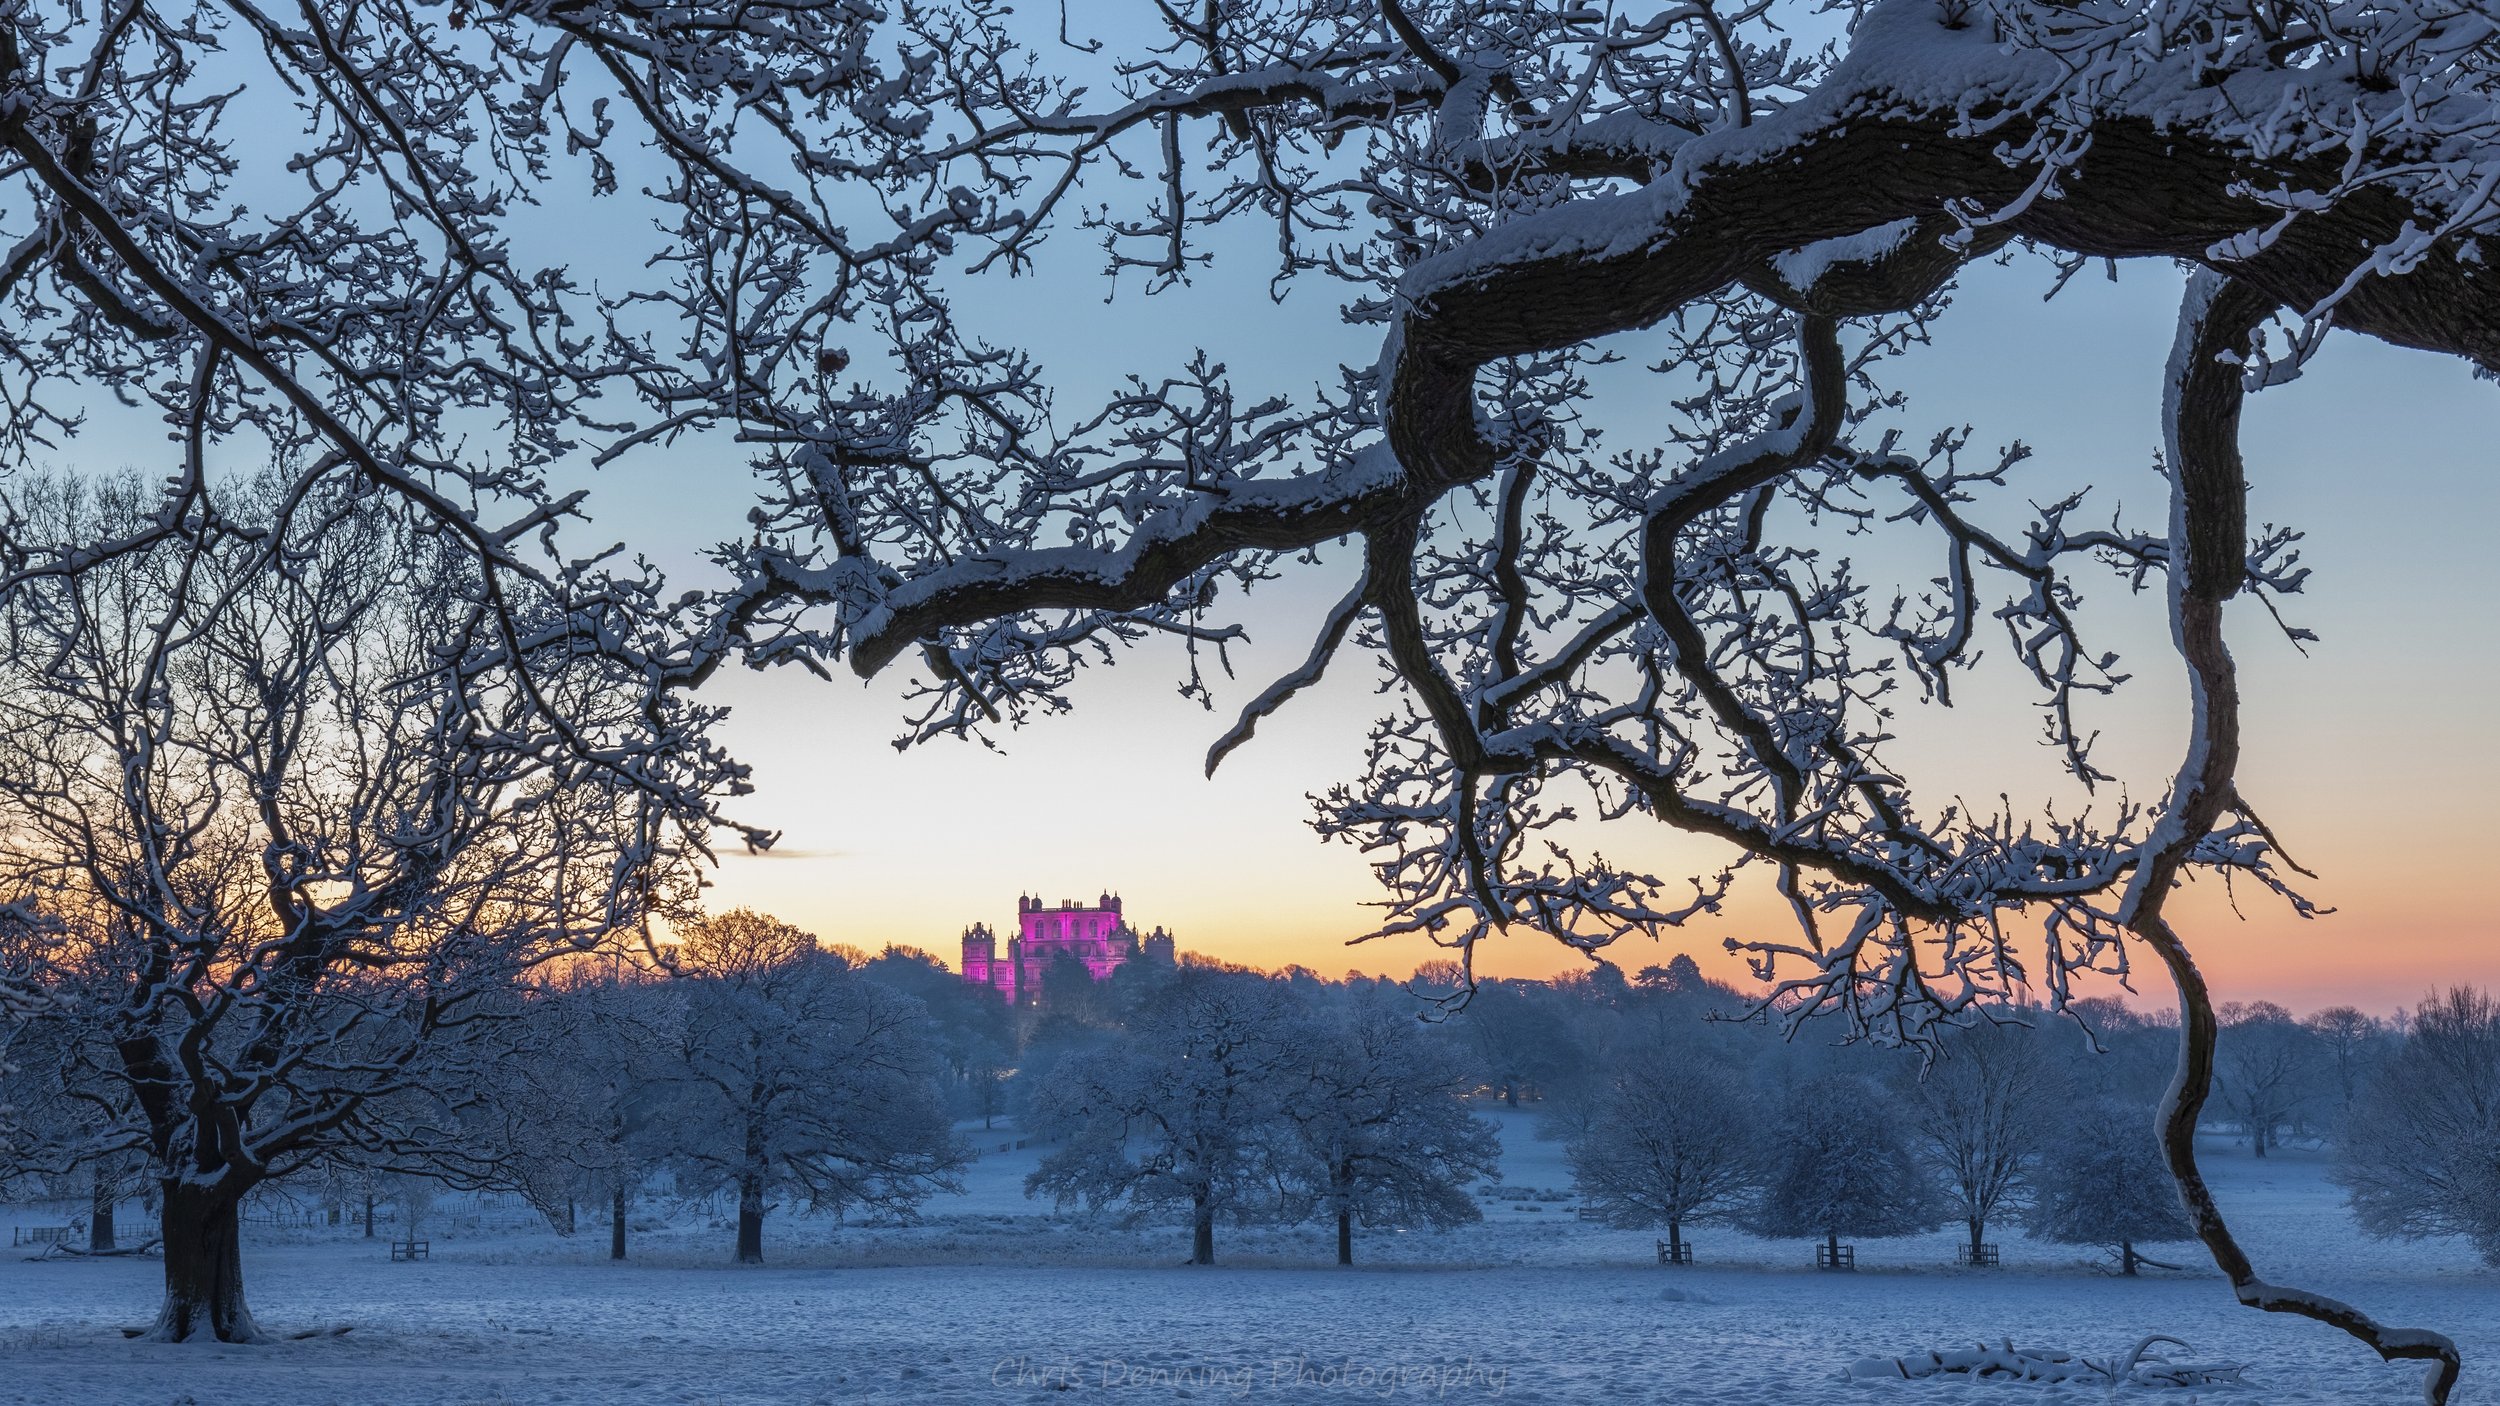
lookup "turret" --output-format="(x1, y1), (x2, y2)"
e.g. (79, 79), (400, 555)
(961, 923), (997, 984)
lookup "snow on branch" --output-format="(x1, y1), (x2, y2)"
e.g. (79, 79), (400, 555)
(8, 0), (2495, 1388)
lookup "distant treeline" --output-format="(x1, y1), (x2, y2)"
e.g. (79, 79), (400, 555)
(8, 920), (2494, 1278)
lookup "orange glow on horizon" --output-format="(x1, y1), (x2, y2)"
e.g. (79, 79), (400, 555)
(709, 838), (2495, 1020)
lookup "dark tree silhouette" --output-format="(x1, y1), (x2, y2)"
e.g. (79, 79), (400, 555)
(1906, 1022), (2061, 1265)
(1278, 995), (1500, 1265)
(1569, 1038), (1759, 1261)
(2028, 1100), (2195, 1276)
(1748, 1076), (1944, 1264)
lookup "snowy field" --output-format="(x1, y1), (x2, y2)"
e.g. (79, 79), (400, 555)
(1, 1108), (2493, 1405)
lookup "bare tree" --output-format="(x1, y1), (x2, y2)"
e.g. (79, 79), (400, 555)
(858, 945), (1019, 1125)
(0, 474), (722, 1340)
(1277, 993), (1501, 1265)
(654, 910), (965, 1265)
(1747, 1074), (1945, 1265)
(14, 0), (2496, 1390)
(0, 923), (146, 1246)
(460, 970), (681, 1256)
(1567, 1036), (1760, 1262)
(633, 7), (2480, 1391)
(0, 903), (53, 1161)
(2063, 999), (2183, 1112)
(2216, 1001), (2322, 1157)
(2027, 1099), (2195, 1276)
(1025, 967), (1297, 1265)
(2334, 988), (2500, 1267)
(1905, 1020), (2062, 1264)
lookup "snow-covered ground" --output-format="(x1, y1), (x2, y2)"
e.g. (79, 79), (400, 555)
(2, 1108), (2492, 1404)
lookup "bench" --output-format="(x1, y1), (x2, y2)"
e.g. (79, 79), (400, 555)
(1816, 1243), (1856, 1271)
(12, 1226), (74, 1248)
(389, 1239), (429, 1262)
(1656, 1240), (1693, 1265)
(1955, 1243), (2001, 1267)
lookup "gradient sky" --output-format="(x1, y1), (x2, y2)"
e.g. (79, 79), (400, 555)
(41, 15), (2496, 1017)
(676, 245), (2499, 1019)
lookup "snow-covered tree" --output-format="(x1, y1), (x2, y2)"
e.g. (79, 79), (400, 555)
(0, 904), (50, 1162)
(13, 0), (2493, 1386)
(2027, 1100), (2194, 1275)
(654, 910), (965, 1265)
(2334, 988), (2500, 1267)
(0, 474), (723, 1340)
(461, 971), (681, 1258)
(1277, 995), (1501, 1265)
(1904, 1021), (2062, 1264)
(1748, 1075), (1944, 1265)
(655, 2), (2483, 1384)
(0, 917), (143, 1246)
(1567, 1037), (1760, 1261)
(1025, 967), (1297, 1265)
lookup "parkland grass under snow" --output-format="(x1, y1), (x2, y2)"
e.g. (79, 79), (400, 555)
(1, 1107), (2489, 1405)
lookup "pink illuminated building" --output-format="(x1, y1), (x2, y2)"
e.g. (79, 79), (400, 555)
(961, 892), (1175, 1006)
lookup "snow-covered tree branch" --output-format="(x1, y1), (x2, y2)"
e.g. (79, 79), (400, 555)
(7, 0), (2492, 1390)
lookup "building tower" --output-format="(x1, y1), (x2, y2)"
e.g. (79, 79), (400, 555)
(961, 891), (1171, 1006)
(960, 922), (998, 989)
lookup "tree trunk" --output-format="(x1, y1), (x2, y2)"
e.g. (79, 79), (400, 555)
(735, 1172), (765, 1265)
(1968, 1216), (1985, 1264)
(1334, 1162), (1355, 1267)
(90, 1168), (116, 1253)
(563, 1194), (577, 1236)
(2121, 1239), (2140, 1277)
(1826, 1230), (1840, 1266)
(363, 1192), (375, 1238)
(2254, 1123), (2268, 1157)
(1503, 1082), (1519, 1109)
(736, 1098), (768, 1264)
(1667, 1217), (1684, 1260)
(1190, 1197), (1215, 1266)
(151, 1181), (259, 1343)
(611, 1181), (628, 1261)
